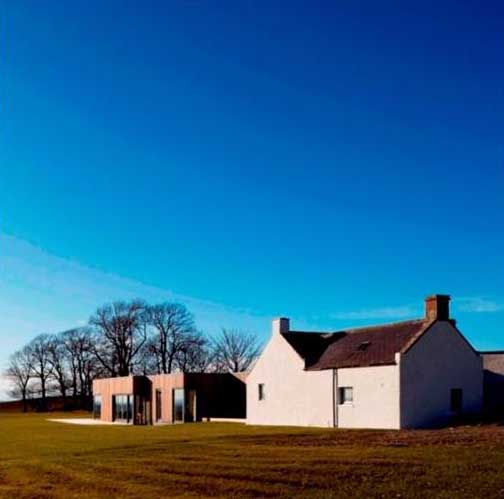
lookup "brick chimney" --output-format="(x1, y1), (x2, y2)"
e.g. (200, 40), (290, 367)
(425, 294), (450, 321)
(272, 317), (290, 336)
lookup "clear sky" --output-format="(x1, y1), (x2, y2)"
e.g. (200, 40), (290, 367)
(1, 1), (503, 397)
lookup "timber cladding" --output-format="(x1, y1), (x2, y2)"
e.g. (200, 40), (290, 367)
(92, 373), (246, 424)
(93, 376), (134, 422)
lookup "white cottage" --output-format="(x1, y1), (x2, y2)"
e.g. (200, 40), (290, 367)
(247, 295), (483, 429)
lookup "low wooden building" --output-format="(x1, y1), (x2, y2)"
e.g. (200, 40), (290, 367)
(92, 373), (246, 425)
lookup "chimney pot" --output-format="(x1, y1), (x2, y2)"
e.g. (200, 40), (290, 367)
(425, 294), (450, 321)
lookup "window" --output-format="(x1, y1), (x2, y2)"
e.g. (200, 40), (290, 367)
(339, 387), (353, 405)
(173, 389), (185, 423)
(258, 383), (265, 401)
(357, 341), (371, 351)
(155, 390), (162, 422)
(450, 388), (463, 413)
(93, 395), (101, 419)
(112, 394), (132, 423)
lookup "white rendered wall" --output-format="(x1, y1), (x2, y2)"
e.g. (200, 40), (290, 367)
(400, 321), (483, 428)
(246, 332), (334, 427)
(336, 365), (400, 429)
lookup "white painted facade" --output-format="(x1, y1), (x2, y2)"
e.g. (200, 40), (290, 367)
(336, 363), (400, 429)
(399, 321), (483, 428)
(246, 320), (334, 427)
(247, 304), (483, 429)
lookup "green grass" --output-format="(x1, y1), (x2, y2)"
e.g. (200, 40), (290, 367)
(1, 413), (504, 498)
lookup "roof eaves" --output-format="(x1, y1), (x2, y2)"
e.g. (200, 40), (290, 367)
(306, 360), (398, 371)
(333, 318), (424, 336)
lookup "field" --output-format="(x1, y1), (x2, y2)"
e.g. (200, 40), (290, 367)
(1, 413), (504, 498)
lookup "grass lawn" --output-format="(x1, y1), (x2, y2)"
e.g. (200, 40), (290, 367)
(1, 413), (504, 498)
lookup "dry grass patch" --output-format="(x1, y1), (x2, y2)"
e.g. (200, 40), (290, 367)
(0, 413), (504, 498)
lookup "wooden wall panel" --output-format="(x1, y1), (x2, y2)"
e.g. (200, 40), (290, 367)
(92, 372), (246, 424)
(92, 376), (134, 422)
(149, 373), (184, 424)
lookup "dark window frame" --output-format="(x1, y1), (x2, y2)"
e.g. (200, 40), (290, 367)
(338, 386), (353, 405)
(258, 383), (265, 401)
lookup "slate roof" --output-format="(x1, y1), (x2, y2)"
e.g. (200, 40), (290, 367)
(281, 319), (433, 370)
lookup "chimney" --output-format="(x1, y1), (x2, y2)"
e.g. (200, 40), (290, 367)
(272, 317), (290, 336)
(425, 294), (451, 321)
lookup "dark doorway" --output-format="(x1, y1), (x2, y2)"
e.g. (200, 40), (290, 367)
(186, 390), (197, 422)
(450, 388), (463, 413)
(134, 395), (151, 425)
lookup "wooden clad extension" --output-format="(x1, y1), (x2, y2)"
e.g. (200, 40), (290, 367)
(92, 372), (246, 425)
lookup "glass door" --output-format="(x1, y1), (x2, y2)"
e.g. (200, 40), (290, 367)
(134, 395), (151, 425)
(112, 394), (132, 423)
(173, 389), (185, 423)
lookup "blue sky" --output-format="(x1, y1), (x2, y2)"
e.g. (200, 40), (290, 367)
(1, 1), (503, 396)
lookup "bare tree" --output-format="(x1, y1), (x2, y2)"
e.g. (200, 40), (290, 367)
(61, 328), (82, 398)
(145, 303), (197, 374)
(28, 334), (53, 410)
(138, 340), (160, 375)
(211, 329), (261, 373)
(47, 334), (69, 399)
(5, 298), (234, 412)
(81, 351), (101, 400)
(175, 331), (212, 373)
(89, 300), (147, 377)
(62, 328), (97, 398)
(4, 347), (33, 412)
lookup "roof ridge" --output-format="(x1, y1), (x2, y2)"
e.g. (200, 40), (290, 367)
(288, 330), (329, 335)
(286, 319), (435, 371)
(333, 318), (426, 335)
(287, 318), (427, 337)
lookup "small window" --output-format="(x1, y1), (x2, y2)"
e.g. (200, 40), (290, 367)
(155, 389), (162, 422)
(258, 383), (265, 401)
(339, 387), (353, 404)
(357, 341), (371, 351)
(93, 395), (101, 419)
(450, 388), (463, 412)
(173, 389), (185, 423)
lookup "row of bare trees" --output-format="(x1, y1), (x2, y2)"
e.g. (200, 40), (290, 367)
(4, 300), (261, 412)
(5, 328), (98, 412)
